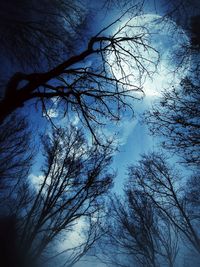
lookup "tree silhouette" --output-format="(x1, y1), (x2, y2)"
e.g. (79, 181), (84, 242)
(0, 0), (88, 69)
(128, 153), (200, 256)
(144, 76), (200, 167)
(99, 187), (179, 267)
(10, 126), (114, 267)
(0, 114), (33, 267)
(0, 6), (158, 143)
(0, 114), (33, 204)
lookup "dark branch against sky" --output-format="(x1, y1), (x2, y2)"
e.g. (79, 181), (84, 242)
(0, 1), (199, 267)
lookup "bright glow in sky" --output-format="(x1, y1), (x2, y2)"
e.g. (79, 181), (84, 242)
(109, 14), (189, 97)
(110, 14), (190, 191)
(30, 13), (190, 249)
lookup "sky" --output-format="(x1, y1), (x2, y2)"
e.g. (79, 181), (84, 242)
(39, 4), (189, 186)
(21, 4), (193, 264)
(71, 2), (198, 266)
(20, 1), (191, 189)
(60, 2), (195, 266)
(0, 1), (199, 266)
(68, 5), (190, 193)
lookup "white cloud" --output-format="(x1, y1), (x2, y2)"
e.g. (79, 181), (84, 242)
(29, 173), (45, 191)
(59, 218), (86, 251)
(45, 108), (59, 118)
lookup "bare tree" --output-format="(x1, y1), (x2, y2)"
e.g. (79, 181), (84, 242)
(0, 114), (33, 204)
(0, 0), (88, 70)
(107, 0), (200, 23)
(107, 193), (161, 267)
(128, 153), (200, 255)
(0, 6), (158, 143)
(157, 217), (179, 267)
(98, 186), (179, 267)
(144, 76), (200, 167)
(0, 114), (34, 267)
(10, 126), (114, 267)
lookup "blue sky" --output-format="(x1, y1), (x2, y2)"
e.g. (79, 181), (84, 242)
(24, 0), (191, 197)
(92, 10), (190, 192)
(1, 1), (197, 266)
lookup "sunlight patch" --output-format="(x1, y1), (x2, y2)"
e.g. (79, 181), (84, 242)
(109, 14), (190, 98)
